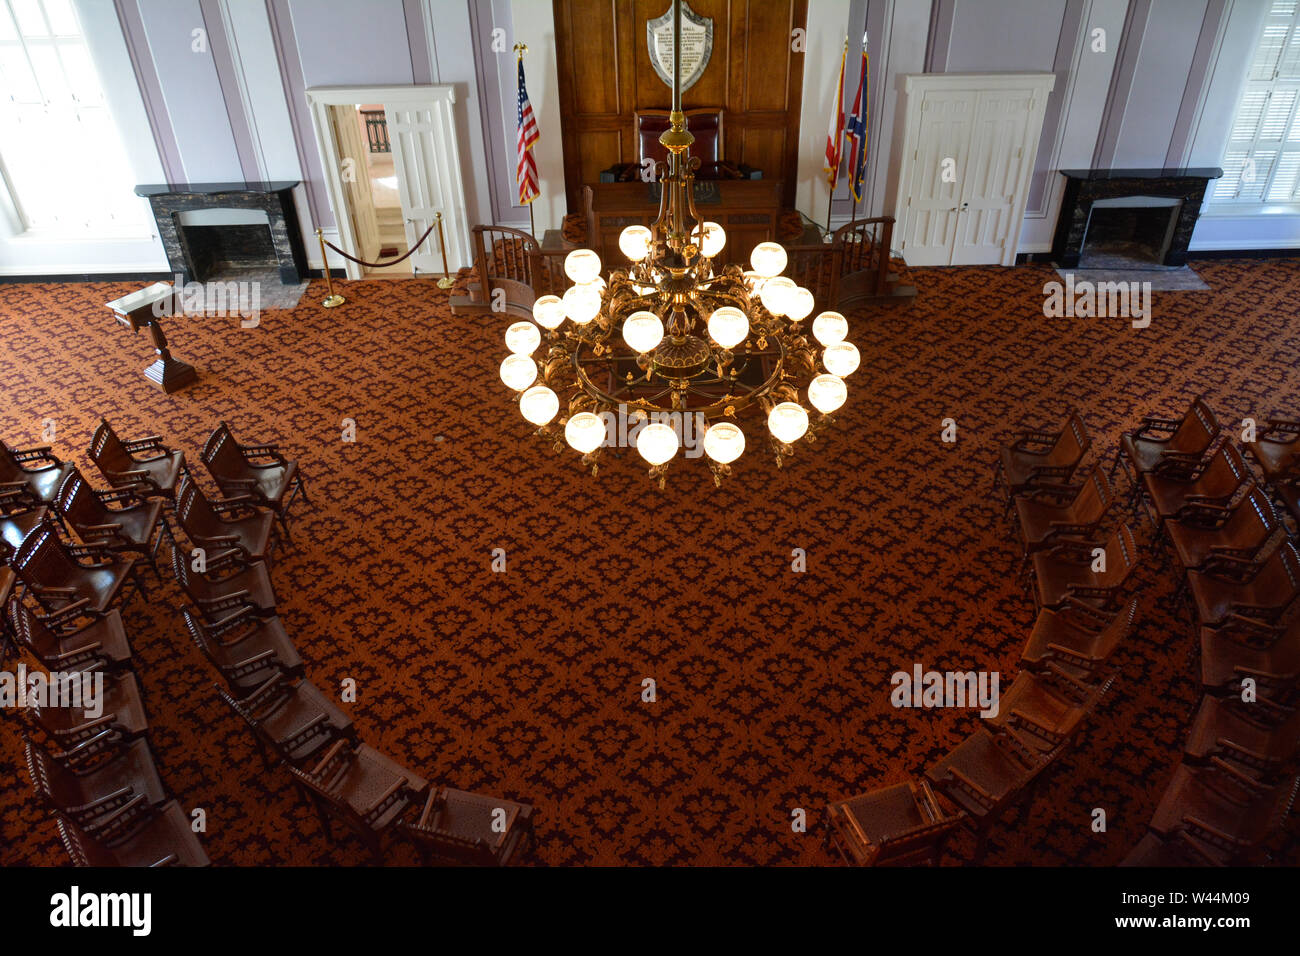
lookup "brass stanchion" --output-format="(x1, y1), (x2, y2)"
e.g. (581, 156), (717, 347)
(316, 228), (345, 308)
(435, 212), (455, 290)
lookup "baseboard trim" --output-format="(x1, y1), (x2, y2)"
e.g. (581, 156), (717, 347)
(0, 269), (345, 284)
(1015, 247), (1300, 265)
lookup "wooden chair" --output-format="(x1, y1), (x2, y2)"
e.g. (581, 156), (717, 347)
(1011, 465), (1115, 558)
(201, 421), (309, 536)
(0, 563), (15, 664)
(1148, 761), (1299, 864)
(985, 664), (1114, 757)
(399, 787), (536, 866)
(1272, 479), (1300, 532)
(11, 521), (146, 614)
(1185, 694), (1300, 779)
(179, 606), (302, 698)
(1113, 395), (1221, 490)
(10, 599), (134, 673)
(994, 409), (1090, 507)
(0, 487), (49, 552)
(1020, 595), (1138, 680)
(0, 438), (74, 506)
(826, 778), (960, 866)
(56, 801), (210, 866)
(1120, 830), (1225, 866)
(923, 727), (1050, 861)
(216, 673), (354, 770)
(1139, 444), (1253, 525)
(25, 734), (166, 832)
(25, 669), (149, 750)
(169, 541), (277, 624)
(1163, 483), (1281, 572)
(1029, 523), (1140, 610)
(1245, 416), (1300, 483)
(1186, 538), (1300, 630)
(175, 478), (277, 566)
(55, 467), (171, 579)
(87, 419), (186, 500)
(1200, 615), (1300, 695)
(286, 739), (429, 864)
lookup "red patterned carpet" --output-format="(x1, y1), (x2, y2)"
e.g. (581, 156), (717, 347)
(1, 259), (1297, 866)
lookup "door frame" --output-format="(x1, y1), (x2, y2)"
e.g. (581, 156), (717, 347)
(306, 84), (471, 280)
(891, 73), (1055, 267)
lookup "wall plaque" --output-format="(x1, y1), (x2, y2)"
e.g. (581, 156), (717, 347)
(647, 3), (713, 92)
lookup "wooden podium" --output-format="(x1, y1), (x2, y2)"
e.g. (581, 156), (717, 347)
(582, 180), (784, 268)
(105, 283), (198, 393)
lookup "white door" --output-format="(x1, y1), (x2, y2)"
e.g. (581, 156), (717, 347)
(899, 91), (974, 266)
(951, 88), (1035, 265)
(385, 101), (468, 277)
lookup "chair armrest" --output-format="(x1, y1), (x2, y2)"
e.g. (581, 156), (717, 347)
(13, 445), (60, 465)
(38, 598), (94, 628)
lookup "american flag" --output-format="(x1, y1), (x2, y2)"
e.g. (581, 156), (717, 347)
(844, 47), (869, 204)
(516, 58), (540, 206)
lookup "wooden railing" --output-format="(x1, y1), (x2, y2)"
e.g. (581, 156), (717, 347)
(450, 216), (912, 318)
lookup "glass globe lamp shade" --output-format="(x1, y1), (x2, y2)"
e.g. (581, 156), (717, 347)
(562, 283), (601, 325)
(750, 241), (788, 278)
(499, 354), (537, 392)
(807, 374), (847, 414)
(564, 249), (602, 284)
(812, 311), (848, 345)
(622, 311), (664, 354)
(518, 385), (559, 425)
(707, 306), (749, 349)
(742, 270), (763, 291)
(532, 294), (566, 330)
(696, 221), (726, 258)
(759, 276), (797, 316)
(565, 412), (606, 454)
(767, 402), (810, 444)
(636, 422), (679, 465)
(504, 321), (541, 356)
(618, 225), (652, 261)
(823, 342), (861, 377)
(703, 422), (745, 464)
(786, 287), (815, 321)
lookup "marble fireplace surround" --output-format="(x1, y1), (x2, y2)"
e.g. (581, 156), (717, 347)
(1051, 167), (1222, 269)
(135, 181), (307, 285)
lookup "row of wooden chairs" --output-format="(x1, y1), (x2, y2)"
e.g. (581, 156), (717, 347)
(1111, 399), (1300, 864)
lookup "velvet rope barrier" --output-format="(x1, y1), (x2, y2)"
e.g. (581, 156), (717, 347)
(320, 222), (438, 269)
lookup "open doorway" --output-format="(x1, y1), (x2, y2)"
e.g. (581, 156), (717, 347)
(307, 85), (471, 283)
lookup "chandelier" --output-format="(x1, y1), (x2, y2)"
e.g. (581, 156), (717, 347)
(498, 0), (860, 488)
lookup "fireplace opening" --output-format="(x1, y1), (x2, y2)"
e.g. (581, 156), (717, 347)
(1078, 196), (1183, 270)
(176, 209), (277, 283)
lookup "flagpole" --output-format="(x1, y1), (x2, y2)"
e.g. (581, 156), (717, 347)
(826, 34), (848, 240)
(515, 41), (538, 240)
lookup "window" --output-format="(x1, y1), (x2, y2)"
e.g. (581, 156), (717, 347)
(0, 0), (149, 235)
(1212, 0), (1300, 205)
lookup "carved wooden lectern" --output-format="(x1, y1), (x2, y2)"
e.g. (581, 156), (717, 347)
(104, 282), (198, 393)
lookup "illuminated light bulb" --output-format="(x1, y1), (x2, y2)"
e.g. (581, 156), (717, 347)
(636, 422), (679, 465)
(767, 402), (810, 444)
(695, 221), (726, 258)
(499, 354), (537, 391)
(823, 342), (861, 377)
(519, 385), (559, 425)
(750, 241), (788, 278)
(703, 422), (745, 464)
(619, 225), (652, 261)
(759, 276), (797, 316)
(812, 311), (848, 345)
(622, 311), (664, 354)
(786, 287), (815, 321)
(505, 321), (541, 355)
(565, 412), (606, 454)
(807, 374), (848, 414)
(562, 283), (601, 325)
(742, 270), (763, 290)
(532, 294), (566, 330)
(707, 306), (749, 349)
(564, 248), (602, 284)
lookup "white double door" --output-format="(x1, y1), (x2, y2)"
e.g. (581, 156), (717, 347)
(894, 74), (1055, 267)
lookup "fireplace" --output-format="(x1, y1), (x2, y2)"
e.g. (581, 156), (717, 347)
(1052, 168), (1221, 269)
(135, 181), (307, 285)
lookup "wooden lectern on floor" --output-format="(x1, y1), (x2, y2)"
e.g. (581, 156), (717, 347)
(105, 282), (198, 393)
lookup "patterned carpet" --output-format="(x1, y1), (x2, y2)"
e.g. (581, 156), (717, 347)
(1, 258), (1297, 866)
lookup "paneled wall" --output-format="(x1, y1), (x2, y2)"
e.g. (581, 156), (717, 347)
(552, 0), (809, 208)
